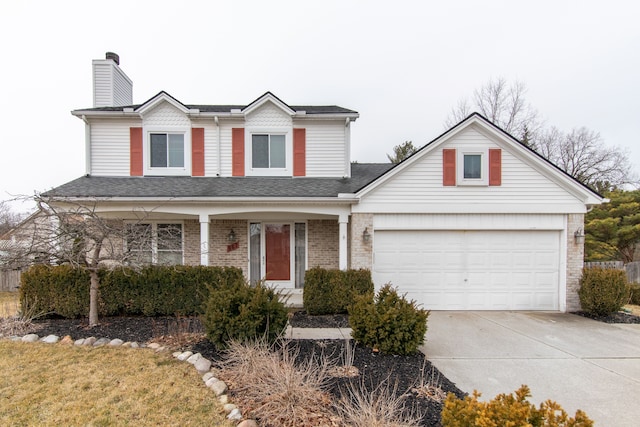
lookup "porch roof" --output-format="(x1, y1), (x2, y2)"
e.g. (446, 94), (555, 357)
(43, 163), (393, 199)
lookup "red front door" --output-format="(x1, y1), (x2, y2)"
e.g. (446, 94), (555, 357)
(265, 224), (290, 281)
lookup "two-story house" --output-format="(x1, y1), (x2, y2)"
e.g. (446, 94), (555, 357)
(45, 53), (604, 312)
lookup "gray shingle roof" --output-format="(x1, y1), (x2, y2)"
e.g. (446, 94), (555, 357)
(43, 164), (394, 199)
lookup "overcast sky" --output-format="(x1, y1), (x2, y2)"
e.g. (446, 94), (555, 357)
(1, 0), (638, 211)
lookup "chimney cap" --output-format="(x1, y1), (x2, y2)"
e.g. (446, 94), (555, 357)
(105, 52), (120, 65)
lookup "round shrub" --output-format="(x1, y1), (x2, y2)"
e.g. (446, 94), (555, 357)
(578, 267), (630, 316)
(349, 283), (429, 355)
(201, 281), (288, 349)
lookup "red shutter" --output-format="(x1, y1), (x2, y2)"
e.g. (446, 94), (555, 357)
(489, 148), (502, 186)
(293, 128), (306, 177)
(192, 128), (205, 176)
(442, 148), (456, 186)
(130, 127), (143, 176)
(232, 128), (245, 177)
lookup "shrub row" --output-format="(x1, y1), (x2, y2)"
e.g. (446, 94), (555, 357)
(578, 267), (630, 316)
(303, 268), (373, 315)
(20, 264), (244, 318)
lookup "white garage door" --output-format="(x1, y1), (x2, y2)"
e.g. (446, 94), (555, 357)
(373, 230), (560, 310)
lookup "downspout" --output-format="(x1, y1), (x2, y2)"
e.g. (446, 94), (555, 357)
(82, 115), (91, 176)
(215, 116), (221, 176)
(344, 117), (351, 178)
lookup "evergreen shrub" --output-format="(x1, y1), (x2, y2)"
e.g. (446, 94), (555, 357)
(19, 264), (244, 318)
(629, 283), (640, 305)
(349, 283), (429, 355)
(303, 267), (373, 315)
(201, 281), (288, 348)
(578, 267), (630, 316)
(441, 385), (593, 427)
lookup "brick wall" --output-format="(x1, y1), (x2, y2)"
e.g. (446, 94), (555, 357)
(307, 219), (339, 269)
(183, 219), (200, 265)
(209, 219), (248, 276)
(350, 213), (373, 270)
(566, 213), (585, 311)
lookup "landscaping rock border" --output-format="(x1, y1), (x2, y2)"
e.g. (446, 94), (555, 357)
(3, 332), (257, 426)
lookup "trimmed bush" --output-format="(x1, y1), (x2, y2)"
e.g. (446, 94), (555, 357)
(578, 267), (630, 316)
(349, 283), (429, 355)
(20, 264), (244, 318)
(303, 268), (373, 315)
(201, 281), (288, 348)
(441, 385), (593, 427)
(630, 283), (640, 305)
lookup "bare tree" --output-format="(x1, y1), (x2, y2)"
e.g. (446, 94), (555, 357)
(0, 201), (24, 236)
(0, 194), (171, 326)
(537, 127), (636, 192)
(387, 141), (418, 164)
(445, 77), (541, 148)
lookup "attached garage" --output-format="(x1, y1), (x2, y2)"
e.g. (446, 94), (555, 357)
(373, 229), (561, 310)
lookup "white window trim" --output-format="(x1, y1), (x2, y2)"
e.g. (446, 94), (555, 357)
(124, 221), (184, 265)
(143, 126), (192, 176)
(245, 127), (292, 177)
(457, 148), (488, 186)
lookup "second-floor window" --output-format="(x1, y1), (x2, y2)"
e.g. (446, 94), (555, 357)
(252, 134), (286, 169)
(150, 133), (184, 168)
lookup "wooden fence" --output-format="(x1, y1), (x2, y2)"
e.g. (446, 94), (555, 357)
(0, 269), (21, 292)
(584, 261), (640, 284)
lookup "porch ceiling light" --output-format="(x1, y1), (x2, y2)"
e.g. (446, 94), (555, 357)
(228, 229), (237, 243)
(574, 228), (585, 245)
(362, 227), (371, 243)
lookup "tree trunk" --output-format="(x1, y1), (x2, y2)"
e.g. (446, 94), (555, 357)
(89, 270), (100, 327)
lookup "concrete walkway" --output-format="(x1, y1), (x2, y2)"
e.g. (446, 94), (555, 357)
(421, 311), (640, 427)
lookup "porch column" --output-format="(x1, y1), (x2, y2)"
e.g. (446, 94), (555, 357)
(339, 215), (348, 270)
(199, 214), (209, 266)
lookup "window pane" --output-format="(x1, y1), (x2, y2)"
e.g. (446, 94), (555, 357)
(252, 135), (269, 168)
(126, 223), (153, 264)
(150, 134), (168, 167)
(295, 223), (306, 289)
(168, 134), (184, 167)
(249, 223), (261, 285)
(270, 135), (286, 168)
(157, 224), (182, 251)
(157, 251), (183, 265)
(464, 154), (482, 179)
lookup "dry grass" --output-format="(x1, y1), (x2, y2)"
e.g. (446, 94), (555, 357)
(0, 341), (232, 426)
(218, 339), (340, 426)
(336, 379), (423, 427)
(412, 357), (447, 403)
(0, 291), (19, 317)
(624, 304), (640, 316)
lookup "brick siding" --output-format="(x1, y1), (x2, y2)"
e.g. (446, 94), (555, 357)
(349, 213), (373, 270)
(307, 219), (339, 269)
(566, 213), (585, 311)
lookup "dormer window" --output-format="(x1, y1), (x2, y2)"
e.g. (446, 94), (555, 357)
(252, 134), (286, 168)
(150, 133), (184, 168)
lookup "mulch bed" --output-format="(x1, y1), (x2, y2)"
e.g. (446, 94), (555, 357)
(26, 313), (464, 426)
(573, 310), (640, 324)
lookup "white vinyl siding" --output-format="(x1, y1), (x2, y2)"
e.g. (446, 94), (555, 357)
(90, 118), (141, 176)
(300, 121), (347, 177)
(357, 127), (586, 214)
(92, 60), (132, 108)
(219, 120), (244, 177)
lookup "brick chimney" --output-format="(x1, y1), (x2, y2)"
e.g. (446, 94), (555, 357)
(92, 52), (133, 107)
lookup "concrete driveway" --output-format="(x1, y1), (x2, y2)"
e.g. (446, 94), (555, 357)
(421, 311), (640, 426)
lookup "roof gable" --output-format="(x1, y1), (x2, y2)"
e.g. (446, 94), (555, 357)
(242, 91), (296, 116)
(135, 91), (194, 115)
(357, 113), (604, 207)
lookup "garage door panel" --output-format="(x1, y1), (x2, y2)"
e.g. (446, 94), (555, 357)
(373, 230), (560, 310)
